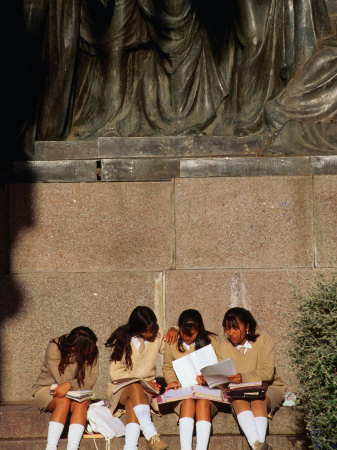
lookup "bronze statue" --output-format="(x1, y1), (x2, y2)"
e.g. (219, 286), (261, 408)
(16, 0), (335, 158)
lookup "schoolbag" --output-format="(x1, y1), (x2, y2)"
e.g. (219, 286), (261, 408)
(86, 400), (125, 450)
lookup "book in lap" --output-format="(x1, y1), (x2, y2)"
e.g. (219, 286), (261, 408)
(50, 384), (95, 402)
(111, 378), (160, 395)
(172, 344), (236, 388)
(157, 385), (229, 404)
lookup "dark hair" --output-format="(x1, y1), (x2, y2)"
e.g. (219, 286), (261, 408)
(105, 306), (159, 369)
(222, 307), (259, 342)
(52, 326), (98, 387)
(177, 309), (216, 353)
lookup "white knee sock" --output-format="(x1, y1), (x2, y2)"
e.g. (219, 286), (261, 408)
(196, 420), (211, 450)
(236, 410), (261, 448)
(179, 417), (194, 450)
(124, 422), (141, 450)
(46, 421), (64, 450)
(255, 416), (268, 443)
(66, 423), (85, 450)
(133, 404), (157, 440)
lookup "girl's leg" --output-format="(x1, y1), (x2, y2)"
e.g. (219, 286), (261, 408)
(232, 400), (261, 449)
(66, 400), (89, 450)
(179, 399), (196, 450)
(45, 397), (71, 450)
(120, 383), (167, 448)
(195, 399), (211, 450)
(251, 399), (268, 444)
(124, 398), (141, 450)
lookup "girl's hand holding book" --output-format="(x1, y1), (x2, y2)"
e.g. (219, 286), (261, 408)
(227, 373), (242, 384)
(196, 375), (207, 385)
(52, 382), (71, 398)
(165, 381), (179, 391)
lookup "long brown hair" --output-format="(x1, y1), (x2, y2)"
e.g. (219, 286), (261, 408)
(52, 326), (98, 387)
(177, 309), (216, 353)
(222, 307), (259, 342)
(105, 306), (159, 369)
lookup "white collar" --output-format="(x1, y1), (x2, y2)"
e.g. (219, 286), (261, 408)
(132, 336), (147, 350)
(236, 340), (252, 354)
(183, 342), (191, 350)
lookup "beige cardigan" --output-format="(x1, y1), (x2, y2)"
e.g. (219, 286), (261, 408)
(32, 340), (99, 396)
(215, 330), (286, 394)
(162, 335), (219, 385)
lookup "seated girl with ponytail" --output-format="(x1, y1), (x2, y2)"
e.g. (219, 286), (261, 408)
(105, 305), (178, 450)
(32, 326), (99, 450)
(162, 309), (218, 450)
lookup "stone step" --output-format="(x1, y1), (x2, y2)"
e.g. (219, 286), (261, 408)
(0, 435), (309, 450)
(0, 403), (309, 449)
(0, 404), (305, 440)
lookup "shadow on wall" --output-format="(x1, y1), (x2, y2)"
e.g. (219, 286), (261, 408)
(0, 1), (35, 401)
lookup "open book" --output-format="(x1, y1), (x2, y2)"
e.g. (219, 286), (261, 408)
(172, 344), (219, 387)
(200, 358), (236, 388)
(157, 385), (229, 404)
(50, 384), (95, 402)
(111, 378), (160, 395)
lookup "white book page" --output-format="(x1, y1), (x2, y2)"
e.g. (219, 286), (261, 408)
(172, 344), (218, 387)
(165, 386), (193, 399)
(200, 358), (236, 388)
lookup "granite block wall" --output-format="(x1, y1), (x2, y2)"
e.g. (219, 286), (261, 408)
(0, 175), (336, 401)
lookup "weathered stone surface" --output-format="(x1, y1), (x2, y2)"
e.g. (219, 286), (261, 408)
(165, 268), (315, 390)
(312, 155), (337, 175)
(98, 136), (264, 159)
(9, 183), (173, 272)
(11, 161), (97, 183)
(181, 157), (311, 178)
(175, 177), (313, 269)
(101, 159), (179, 181)
(0, 272), (164, 401)
(0, 188), (8, 273)
(313, 175), (337, 266)
(35, 140), (98, 161)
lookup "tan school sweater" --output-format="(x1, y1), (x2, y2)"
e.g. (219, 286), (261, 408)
(32, 339), (99, 396)
(215, 330), (286, 393)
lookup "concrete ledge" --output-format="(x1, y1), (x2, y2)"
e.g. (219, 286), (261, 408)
(11, 161), (97, 183)
(0, 404), (306, 439)
(10, 152), (337, 183)
(0, 435), (310, 449)
(101, 159), (180, 181)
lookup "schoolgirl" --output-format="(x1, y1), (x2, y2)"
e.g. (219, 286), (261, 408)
(105, 305), (177, 450)
(32, 326), (99, 450)
(217, 307), (286, 450)
(162, 309), (218, 450)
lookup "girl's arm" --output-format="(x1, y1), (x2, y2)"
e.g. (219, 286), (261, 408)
(160, 326), (179, 353)
(82, 358), (99, 390)
(162, 342), (179, 386)
(46, 342), (69, 385)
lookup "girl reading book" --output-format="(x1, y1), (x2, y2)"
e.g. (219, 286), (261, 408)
(217, 307), (286, 450)
(32, 326), (99, 450)
(162, 309), (218, 450)
(105, 305), (178, 450)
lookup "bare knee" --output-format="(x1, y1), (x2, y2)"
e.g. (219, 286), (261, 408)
(232, 399), (250, 415)
(48, 396), (72, 412)
(70, 400), (89, 414)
